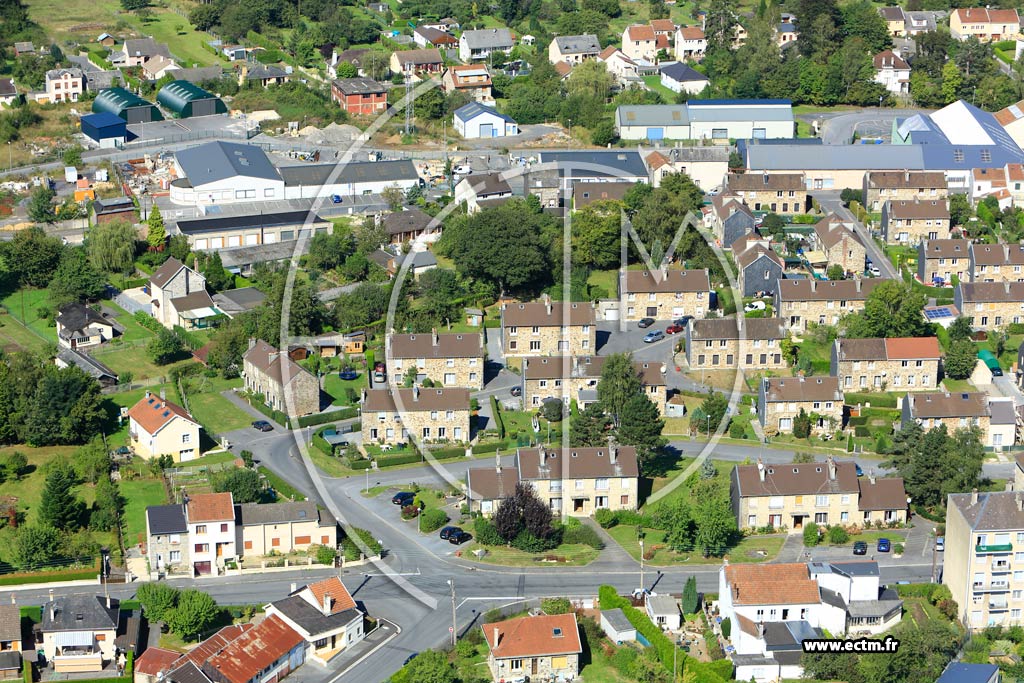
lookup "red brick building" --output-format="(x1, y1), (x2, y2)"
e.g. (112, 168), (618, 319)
(330, 78), (388, 115)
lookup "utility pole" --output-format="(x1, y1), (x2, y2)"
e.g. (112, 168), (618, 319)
(639, 537), (645, 592)
(446, 579), (457, 646)
(404, 66), (413, 136)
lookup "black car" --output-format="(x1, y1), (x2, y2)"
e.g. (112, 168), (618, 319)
(392, 491), (415, 506)
(637, 317), (656, 328)
(251, 420), (273, 432)
(673, 315), (694, 327)
(113, 446), (131, 456)
(403, 653), (418, 666)
(449, 530), (472, 545)
(510, 386), (522, 397)
(439, 526), (461, 540)
(853, 541), (868, 556)
(339, 368), (359, 381)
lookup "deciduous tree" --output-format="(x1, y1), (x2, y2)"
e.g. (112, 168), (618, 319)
(165, 589), (220, 641)
(87, 220), (138, 273)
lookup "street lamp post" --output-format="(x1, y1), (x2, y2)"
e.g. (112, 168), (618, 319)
(706, 415), (711, 439)
(446, 579), (457, 647)
(639, 536), (645, 592)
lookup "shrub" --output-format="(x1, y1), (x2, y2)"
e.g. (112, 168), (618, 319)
(729, 421), (746, 439)
(541, 597), (573, 614)
(681, 576), (698, 614)
(826, 525), (849, 544)
(315, 545), (336, 565)
(419, 508), (448, 532)
(341, 527), (381, 561)
(511, 529), (554, 553)
(893, 543), (905, 555)
(803, 521), (820, 547)
(400, 505), (419, 520)
(595, 508), (617, 528)
(854, 425), (870, 437)
(541, 399), (564, 422)
(562, 524), (603, 549)
(473, 517), (503, 546)
(720, 617), (731, 638)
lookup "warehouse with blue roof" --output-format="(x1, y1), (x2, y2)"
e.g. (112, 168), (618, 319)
(80, 112), (126, 148)
(453, 102), (518, 138)
(92, 87), (163, 123)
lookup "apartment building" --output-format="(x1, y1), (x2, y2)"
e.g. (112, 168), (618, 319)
(831, 336), (941, 392)
(500, 296), (597, 357)
(519, 356), (667, 414)
(725, 172), (808, 214)
(902, 391), (1005, 447)
(758, 376), (844, 436)
(731, 458), (908, 531)
(970, 243), (1024, 283)
(361, 387), (471, 445)
(238, 502), (337, 556)
(386, 330), (484, 390)
(950, 7), (1020, 41)
(775, 278), (885, 333)
(944, 489), (1024, 629)
(955, 281), (1024, 330)
(917, 239), (969, 286)
(685, 317), (787, 371)
(619, 267), (711, 320)
(810, 214), (867, 275)
(466, 445), (640, 517)
(881, 198), (951, 244)
(863, 170), (948, 212)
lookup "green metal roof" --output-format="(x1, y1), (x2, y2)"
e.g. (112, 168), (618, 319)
(92, 87), (163, 120)
(157, 80), (224, 115)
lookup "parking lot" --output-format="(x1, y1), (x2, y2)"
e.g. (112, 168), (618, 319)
(361, 488), (474, 557)
(595, 320), (680, 363)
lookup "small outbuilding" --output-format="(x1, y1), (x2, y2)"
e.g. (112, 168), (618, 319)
(453, 102), (518, 139)
(81, 112), (127, 148)
(600, 608), (637, 644)
(157, 80), (227, 118)
(92, 87), (163, 123)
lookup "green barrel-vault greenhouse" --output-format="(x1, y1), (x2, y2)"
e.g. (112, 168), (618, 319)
(156, 80), (227, 118)
(92, 87), (164, 124)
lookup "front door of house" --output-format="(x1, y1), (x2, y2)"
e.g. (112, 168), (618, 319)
(532, 659), (538, 675)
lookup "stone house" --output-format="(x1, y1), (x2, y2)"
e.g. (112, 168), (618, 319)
(863, 170), (947, 212)
(148, 257), (218, 330)
(127, 391), (201, 462)
(810, 215), (867, 275)
(686, 318), (787, 371)
(361, 387), (471, 445)
(917, 239), (969, 286)
(482, 613), (582, 682)
(619, 267), (710, 320)
(969, 242), (1024, 282)
(831, 337), (941, 392)
(725, 172), (808, 214)
(467, 445), (640, 517)
(519, 355), (667, 414)
(708, 194), (756, 248)
(386, 330), (484, 389)
(145, 503), (190, 577)
(242, 339), (321, 417)
(735, 240), (785, 297)
(500, 296), (597, 357)
(901, 391), (992, 440)
(775, 278), (885, 333)
(954, 281), (1024, 330)
(881, 198), (951, 244)
(758, 376), (844, 436)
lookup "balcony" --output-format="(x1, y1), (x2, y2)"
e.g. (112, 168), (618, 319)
(976, 544), (1014, 555)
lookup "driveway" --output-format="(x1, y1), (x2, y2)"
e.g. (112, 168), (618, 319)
(805, 108), (929, 145)
(814, 191), (898, 279)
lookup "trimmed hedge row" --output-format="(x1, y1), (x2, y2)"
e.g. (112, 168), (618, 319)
(247, 398), (290, 428)
(376, 452), (422, 467)
(0, 561), (100, 586)
(845, 392), (898, 408)
(346, 458), (372, 470)
(297, 407), (358, 428)
(312, 427), (334, 456)
(429, 447), (466, 460)
(491, 395), (505, 438)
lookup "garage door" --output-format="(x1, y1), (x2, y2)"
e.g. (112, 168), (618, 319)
(672, 307), (685, 317)
(211, 237), (223, 248)
(227, 235), (242, 247)
(194, 238), (208, 250)
(646, 127), (664, 140)
(245, 234), (259, 245)
(264, 233), (278, 243)
(126, 107), (150, 124)
(194, 561), (212, 575)
(479, 123), (493, 138)
(192, 99), (217, 117)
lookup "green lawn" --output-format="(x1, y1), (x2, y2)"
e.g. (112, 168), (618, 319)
(464, 542), (600, 567)
(646, 458), (739, 509)
(0, 445), (79, 530)
(183, 376), (248, 436)
(105, 301), (156, 343)
(120, 477), (168, 547)
(587, 269), (618, 299)
(322, 373), (365, 406)
(0, 313), (53, 353)
(642, 75), (679, 103)
(258, 466), (306, 502)
(90, 343), (194, 381)
(1, 288), (58, 343)
(606, 525), (784, 565)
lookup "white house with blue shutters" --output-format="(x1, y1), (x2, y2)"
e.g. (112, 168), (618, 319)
(453, 102), (519, 138)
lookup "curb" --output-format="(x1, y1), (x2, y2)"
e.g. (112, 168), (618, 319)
(325, 618), (402, 682)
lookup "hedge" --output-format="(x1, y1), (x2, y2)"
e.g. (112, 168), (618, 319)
(88, 49), (113, 70)
(248, 398), (291, 428)
(297, 407), (358, 428)
(429, 446), (466, 460)
(914, 504), (945, 523)
(172, 325), (206, 351)
(0, 560), (100, 586)
(420, 508), (449, 532)
(376, 452), (422, 467)
(895, 583), (935, 598)
(1009, 322), (1024, 335)
(472, 441), (509, 454)
(22, 658), (30, 683)
(491, 395), (505, 438)
(346, 458), (372, 470)
(341, 526), (382, 561)
(312, 427), (334, 456)
(845, 392), (898, 408)
(133, 311), (165, 334)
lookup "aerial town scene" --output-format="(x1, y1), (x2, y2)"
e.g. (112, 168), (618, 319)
(4, 0), (1024, 681)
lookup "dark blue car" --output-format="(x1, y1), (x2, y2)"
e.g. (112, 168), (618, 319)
(877, 538), (891, 553)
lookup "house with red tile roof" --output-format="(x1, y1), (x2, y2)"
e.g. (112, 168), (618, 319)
(202, 616), (305, 683)
(950, 7), (1019, 42)
(127, 390), (201, 462)
(621, 24), (657, 62)
(265, 577), (365, 664)
(831, 337), (942, 393)
(482, 613), (582, 682)
(183, 492), (236, 576)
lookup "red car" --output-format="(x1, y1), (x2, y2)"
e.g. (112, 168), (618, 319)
(665, 324), (684, 335)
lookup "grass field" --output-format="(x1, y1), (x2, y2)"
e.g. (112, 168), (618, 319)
(119, 477), (167, 547)
(464, 542), (600, 567)
(183, 376), (248, 436)
(90, 343), (194, 381)
(606, 525), (784, 565)
(0, 444), (79, 524)
(322, 373), (365, 406)
(0, 313), (52, 353)
(1, 288), (58, 344)
(642, 75), (679, 103)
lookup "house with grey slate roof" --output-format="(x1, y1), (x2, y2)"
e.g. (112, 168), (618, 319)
(41, 596), (120, 672)
(459, 29), (514, 62)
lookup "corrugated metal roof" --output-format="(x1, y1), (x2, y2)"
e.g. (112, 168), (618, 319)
(454, 101), (515, 124)
(277, 159), (418, 187)
(175, 141), (281, 187)
(747, 144), (925, 171)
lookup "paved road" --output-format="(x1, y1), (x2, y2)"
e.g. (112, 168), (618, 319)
(806, 108), (930, 145)
(814, 191), (898, 280)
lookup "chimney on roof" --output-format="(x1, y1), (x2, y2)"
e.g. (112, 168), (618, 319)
(757, 459), (765, 482)
(869, 471), (876, 485)
(322, 594), (332, 616)
(827, 455), (836, 480)
(1018, 494), (1023, 512)
(496, 450), (502, 474)
(610, 443), (618, 466)
(1006, 281), (1012, 296)
(160, 388), (166, 401)
(432, 328), (439, 346)
(145, 390), (151, 399)
(361, 388), (367, 404)
(106, 595), (112, 609)
(762, 172), (769, 186)
(972, 488), (979, 504)
(493, 627), (500, 647)
(290, 583), (297, 593)
(413, 385), (420, 401)
(544, 293), (552, 315)
(248, 338), (256, 350)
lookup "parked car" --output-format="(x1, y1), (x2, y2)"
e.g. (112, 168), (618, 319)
(744, 301), (767, 312)
(853, 541), (868, 555)
(510, 386), (522, 397)
(665, 324), (684, 335)
(339, 368), (359, 381)
(637, 317), (656, 328)
(449, 530), (472, 544)
(251, 420), (273, 432)
(439, 526), (461, 540)
(643, 330), (665, 343)
(868, 264), (881, 276)
(392, 492), (415, 506)
(877, 538), (891, 553)
(935, 536), (944, 552)
(331, 194), (343, 204)
(113, 446), (131, 456)
(373, 362), (386, 383)
(855, 463), (863, 477)
(672, 315), (694, 327)
(453, 164), (472, 175)
(403, 653), (418, 666)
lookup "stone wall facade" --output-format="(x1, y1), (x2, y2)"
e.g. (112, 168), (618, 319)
(833, 358), (939, 392)
(388, 356), (484, 389)
(623, 290), (707, 320)
(503, 324), (596, 357)
(362, 407), (471, 445)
